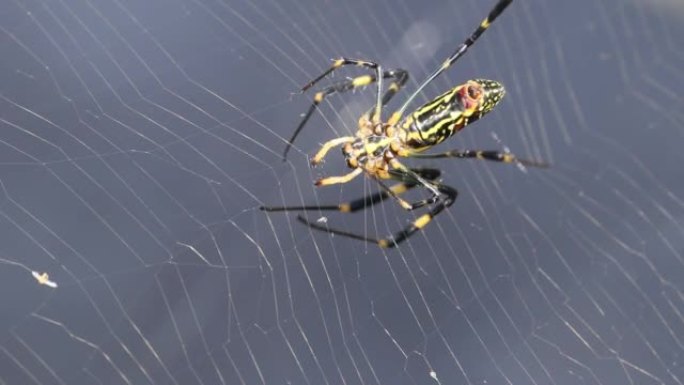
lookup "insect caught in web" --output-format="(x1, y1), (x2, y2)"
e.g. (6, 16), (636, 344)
(261, 0), (546, 248)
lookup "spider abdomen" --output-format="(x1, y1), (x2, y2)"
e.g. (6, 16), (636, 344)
(401, 79), (505, 151)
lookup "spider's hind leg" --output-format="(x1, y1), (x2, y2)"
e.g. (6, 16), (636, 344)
(261, 168), (440, 214)
(295, 177), (457, 249)
(264, 167), (453, 249)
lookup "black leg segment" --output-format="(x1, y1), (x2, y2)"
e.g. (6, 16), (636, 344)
(409, 149), (548, 168)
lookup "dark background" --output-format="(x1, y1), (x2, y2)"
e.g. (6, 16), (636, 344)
(1, 0), (683, 384)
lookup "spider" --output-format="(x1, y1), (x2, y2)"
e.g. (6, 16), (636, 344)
(261, 0), (546, 248)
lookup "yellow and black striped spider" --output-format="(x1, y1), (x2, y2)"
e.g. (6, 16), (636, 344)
(262, 0), (546, 248)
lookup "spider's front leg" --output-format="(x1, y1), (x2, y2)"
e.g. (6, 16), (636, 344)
(282, 62), (409, 161)
(310, 136), (354, 166)
(309, 136), (363, 187)
(315, 167), (363, 187)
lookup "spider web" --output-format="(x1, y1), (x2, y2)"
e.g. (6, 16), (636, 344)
(0, 0), (683, 383)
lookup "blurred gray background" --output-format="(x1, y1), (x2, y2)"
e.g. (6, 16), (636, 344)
(1, 0), (683, 384)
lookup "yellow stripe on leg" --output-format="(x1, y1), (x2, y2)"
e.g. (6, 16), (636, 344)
(338, 203), (351, 212)
(389, 183), (409, 195)
(352, 75), (374, 87)
(315, 168), (363, 186)
(440, 59), (451, 70)
(387, 111), (403, 126)
(414, 213), (432, 229)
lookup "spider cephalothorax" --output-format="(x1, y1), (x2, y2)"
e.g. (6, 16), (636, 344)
(262, 0), (546, 248)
